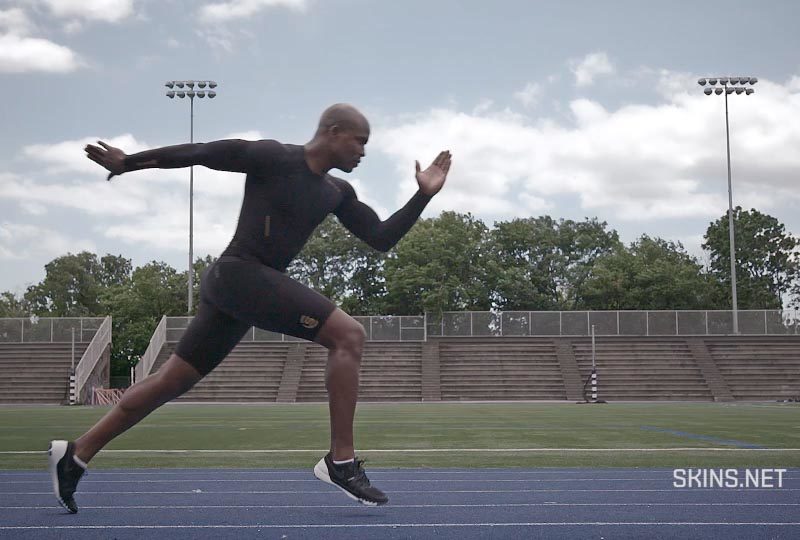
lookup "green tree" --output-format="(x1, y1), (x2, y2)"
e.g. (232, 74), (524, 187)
(190, 254), (218, 313)
(287, 217), (388, 315)
(0, 292), (31, 317)
(487, 217), (561, 310)
(384, 212), (492, 314)
(287, 216), (362, 305)
(24, 252), (105, 316)
(340, 239), (388, 316)
(558, 218), (621, 308)
(703, 207), (800, 309)
(580, 235), (722, 310)
(99, 254), (133, 288)
(487, 217), (620, 310)
(100, 261), (186, 374)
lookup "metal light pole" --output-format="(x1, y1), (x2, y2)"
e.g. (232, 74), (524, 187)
(165, 80), (218, 314)
(697, 76), (756, 335)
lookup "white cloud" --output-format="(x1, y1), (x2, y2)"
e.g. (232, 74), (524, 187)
(20, 202), (48, 216)
(103, 189), (241, 253)
(0, 222), (95, 261)
(62, 19), (83, 33)
(571, 51), (615, 87)
(225, 130), (264, 141)
(374, 73), (800, 224)
(198, 0), (307, 23)
(0, 32), (82, 73)
(514, 82), (542, 109)
(23, 135), (150, 175)
(39, 0), (135, 23)
(5, 76), (800, 263)
(0, 8), (34, 35)
(0, 172), (150, 217)
(4, 132), (273, 254)
(345, 177), (389, 220)
(0, 7), (84, 73)
(472, 99), (494, 115)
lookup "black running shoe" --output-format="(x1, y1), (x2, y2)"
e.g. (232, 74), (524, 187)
(48, 440), (86, 513)
(313, 453), (388, 506)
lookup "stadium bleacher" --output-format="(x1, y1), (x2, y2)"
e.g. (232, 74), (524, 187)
(435, 338), (566, 400)
(0, 342), (89, 404)
(704, 336), (800, 401)
(571, 337), (714, 401)
(3, 313), (797, 404)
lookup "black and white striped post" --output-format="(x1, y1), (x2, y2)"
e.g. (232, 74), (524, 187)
(69, 328), (76, 405)
(590, 324), (598, 403)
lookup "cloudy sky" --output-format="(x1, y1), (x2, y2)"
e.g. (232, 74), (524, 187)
(1, 0), (799, 295)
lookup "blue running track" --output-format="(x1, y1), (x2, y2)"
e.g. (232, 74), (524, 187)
(0, 468), (798, 539)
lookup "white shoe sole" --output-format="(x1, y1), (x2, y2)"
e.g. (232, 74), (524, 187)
(48, 440), (70, 511)
(313, 457), (379, 507)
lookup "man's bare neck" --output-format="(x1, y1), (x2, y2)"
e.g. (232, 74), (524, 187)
(303, 140), (332, 176)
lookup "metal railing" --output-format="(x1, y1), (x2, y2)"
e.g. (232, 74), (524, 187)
(74, 316), (112, 401)
(161, 315), (427, 343)
(425, 310), (800, 338)
(0, 317), (105, 343)
(135, 316), (167, 382)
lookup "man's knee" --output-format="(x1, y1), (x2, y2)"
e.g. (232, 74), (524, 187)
(316, 309), (367, 354)
(334, 323), (366, 354)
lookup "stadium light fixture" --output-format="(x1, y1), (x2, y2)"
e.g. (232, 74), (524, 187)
(164, 80), (220, 315)
(697, 75), (757, 335)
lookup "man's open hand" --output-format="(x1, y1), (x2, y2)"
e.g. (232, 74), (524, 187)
(85, 141), (126, 181)
(415, 150), (452, 196)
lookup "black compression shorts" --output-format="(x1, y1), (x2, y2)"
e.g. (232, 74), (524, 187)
(174, 256), (337, 376)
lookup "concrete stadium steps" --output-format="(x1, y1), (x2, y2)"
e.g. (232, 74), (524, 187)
(152, 342), (291, 402)
(704, 337), (800, 401)
(296, 343), (423, 402)
(572, 338), (713, 401)
(135, 334), (798, 403)
(0, 343), (89, 403)
(436, 339), (566, 400)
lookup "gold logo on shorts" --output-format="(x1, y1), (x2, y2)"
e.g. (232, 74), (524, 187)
(300, 315), (319, 329)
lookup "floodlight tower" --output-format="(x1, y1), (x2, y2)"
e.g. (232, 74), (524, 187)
(697, 76), (757, 335)
(164, 80), (218, 314)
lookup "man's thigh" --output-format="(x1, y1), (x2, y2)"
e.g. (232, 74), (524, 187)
(204, 257), (338, 342)
(174, 300), (252, 376)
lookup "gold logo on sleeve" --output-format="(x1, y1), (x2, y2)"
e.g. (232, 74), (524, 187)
(300, 315), (319, 329)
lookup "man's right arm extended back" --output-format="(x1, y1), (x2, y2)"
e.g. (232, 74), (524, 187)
(85, 139), (278, 180)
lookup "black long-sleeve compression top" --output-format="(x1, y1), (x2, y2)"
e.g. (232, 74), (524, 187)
(124, 139), (432, 271)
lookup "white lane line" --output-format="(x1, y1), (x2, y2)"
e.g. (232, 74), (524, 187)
(9, 477), (772, 484)
(0, 469), (734, 476)
(3, 448), (800, 454)
(4, 488), (800, 495)
(2, 522), (800, 530)
(2, 503), (800, 509)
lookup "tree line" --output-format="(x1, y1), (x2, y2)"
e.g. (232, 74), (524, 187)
(1, 207), (798, 377)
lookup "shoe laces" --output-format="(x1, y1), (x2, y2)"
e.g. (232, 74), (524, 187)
(63, 462), (86, 495)
(351, 457), (370, 486)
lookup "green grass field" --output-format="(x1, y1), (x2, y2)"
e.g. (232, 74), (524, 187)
(2, 402), (798, 469)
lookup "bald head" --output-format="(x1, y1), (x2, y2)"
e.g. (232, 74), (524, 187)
(316, 103), (370, 136)
(306, 103), (370, 174)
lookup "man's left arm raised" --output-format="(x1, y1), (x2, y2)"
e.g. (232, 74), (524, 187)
(334, 150), (452, 252)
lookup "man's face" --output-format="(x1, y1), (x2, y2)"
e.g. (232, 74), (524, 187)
(331, 123), (369, 173)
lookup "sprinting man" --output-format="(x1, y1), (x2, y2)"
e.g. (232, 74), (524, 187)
(49, 103), (451, 512)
